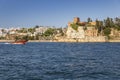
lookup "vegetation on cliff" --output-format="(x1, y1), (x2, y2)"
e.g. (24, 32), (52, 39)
(70, 23), (79, 31)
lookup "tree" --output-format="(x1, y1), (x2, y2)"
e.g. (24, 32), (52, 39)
(95, 19), (99, 29)
(22, 35), (29, 41)
(28, 28), (35, 34)
(43, 28), (55, 36)
(1, 29), (5, 33)
(95, 19), (103, 33)
(104, 17), (114, 28)
(35, 25), (39, 28)
(15, 36), (19, 40)
(114, 17), (120, 30)
(87, 17), (92, 23)
(70, 23), (79, 31)
(103, 28), (111, 37)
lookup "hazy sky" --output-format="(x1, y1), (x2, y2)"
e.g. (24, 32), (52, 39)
(0, 0), (120, 28)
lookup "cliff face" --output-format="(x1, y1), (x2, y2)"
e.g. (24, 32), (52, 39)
(66, 26), (85, 39)
(56, 26), (108, 42)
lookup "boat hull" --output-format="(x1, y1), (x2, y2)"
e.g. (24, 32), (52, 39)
(10, 40), (28, 44)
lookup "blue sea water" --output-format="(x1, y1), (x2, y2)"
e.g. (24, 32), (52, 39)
(0, 42), (120, 80)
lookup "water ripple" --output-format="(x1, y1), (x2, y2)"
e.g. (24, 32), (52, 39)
(0, 42), (120, 80)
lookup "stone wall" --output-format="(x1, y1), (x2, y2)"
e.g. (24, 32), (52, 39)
(55, 36), (108, 42)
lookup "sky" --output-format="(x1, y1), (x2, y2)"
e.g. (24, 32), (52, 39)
(0, 0), (120, 28)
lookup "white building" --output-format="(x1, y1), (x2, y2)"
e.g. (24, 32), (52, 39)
(35, 27), (48, 34)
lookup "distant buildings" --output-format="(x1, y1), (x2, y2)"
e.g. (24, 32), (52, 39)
(35, 27), (48, 34)
(0, 28), (8, 37)
(0, 26), (60, 40)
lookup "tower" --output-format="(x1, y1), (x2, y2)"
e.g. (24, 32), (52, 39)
(73, 17), (80, 24)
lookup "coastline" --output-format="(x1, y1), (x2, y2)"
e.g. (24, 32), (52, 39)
(108, 40), (120, 42)
(0, 40), (55, 43)
(0, 40), (14, 43)
(0, 40), (120, 42)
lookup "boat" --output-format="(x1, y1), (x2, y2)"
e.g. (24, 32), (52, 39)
(10, 39), (28, 44)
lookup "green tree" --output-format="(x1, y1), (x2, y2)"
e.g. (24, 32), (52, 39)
(22, 35), (29, 41)
(15, 36), (19, 40)
(95, 19), (103, 33)
(87, 17), (92, 23)
(43, 28), (55, 36)
(70, 23), (79, 31)
(104, 17), (114, 28)
(114, 17), (120, 30)
(1, 29), (5, 33)
(28, 28), (35, 34)
(34, 25), (39, 28)
(103, 28), (111, 37)
(95, 19), (99, 29)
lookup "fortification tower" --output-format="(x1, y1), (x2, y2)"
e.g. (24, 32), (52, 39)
(73, 17), (80, 24)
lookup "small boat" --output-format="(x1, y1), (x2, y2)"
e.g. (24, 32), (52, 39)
(10, 39), (28, 44)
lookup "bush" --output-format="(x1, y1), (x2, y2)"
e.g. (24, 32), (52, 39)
(103, 28), (111, 36)
(43, 28), (55, 36)
(70, 23), (79, 31)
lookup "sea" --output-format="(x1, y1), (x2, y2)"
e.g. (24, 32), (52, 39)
(0, 42), (120, 80)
